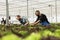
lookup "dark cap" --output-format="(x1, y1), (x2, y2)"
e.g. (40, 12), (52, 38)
(16, 15), (20, 17)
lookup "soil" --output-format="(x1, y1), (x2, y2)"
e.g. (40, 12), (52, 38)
(41, 36), (60, 40)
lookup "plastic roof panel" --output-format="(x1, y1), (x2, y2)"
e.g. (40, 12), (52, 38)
(0, 0), (60, 23)
(0, 0), (60, 16)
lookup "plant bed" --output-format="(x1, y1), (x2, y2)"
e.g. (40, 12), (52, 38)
(41, 36), (60, 40)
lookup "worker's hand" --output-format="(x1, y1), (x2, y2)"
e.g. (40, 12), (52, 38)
(24, 25), (27, 26)
(30, 23), (35, 26)
(24, 22), (29, 26)
(21, 24), (25, 27)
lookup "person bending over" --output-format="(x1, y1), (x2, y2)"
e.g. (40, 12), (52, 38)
(1, 16), (11, 25)
(32, 10), (50, 27)
(1, 18), (5, 25)
(16, 15), (29, 26)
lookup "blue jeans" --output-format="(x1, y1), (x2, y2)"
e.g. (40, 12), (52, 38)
(40, 21), (50, 26)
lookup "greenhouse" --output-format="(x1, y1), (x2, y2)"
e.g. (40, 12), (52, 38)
(0, 0), (60, 40)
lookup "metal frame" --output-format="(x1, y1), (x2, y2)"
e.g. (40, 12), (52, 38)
(27, 0), (29, 18)
(6, 0), (9, 26)
(0, 0), (59, 24)
(55, 0), (57, 23)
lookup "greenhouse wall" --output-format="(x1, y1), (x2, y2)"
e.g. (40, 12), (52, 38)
(0, 0), (60, 24)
